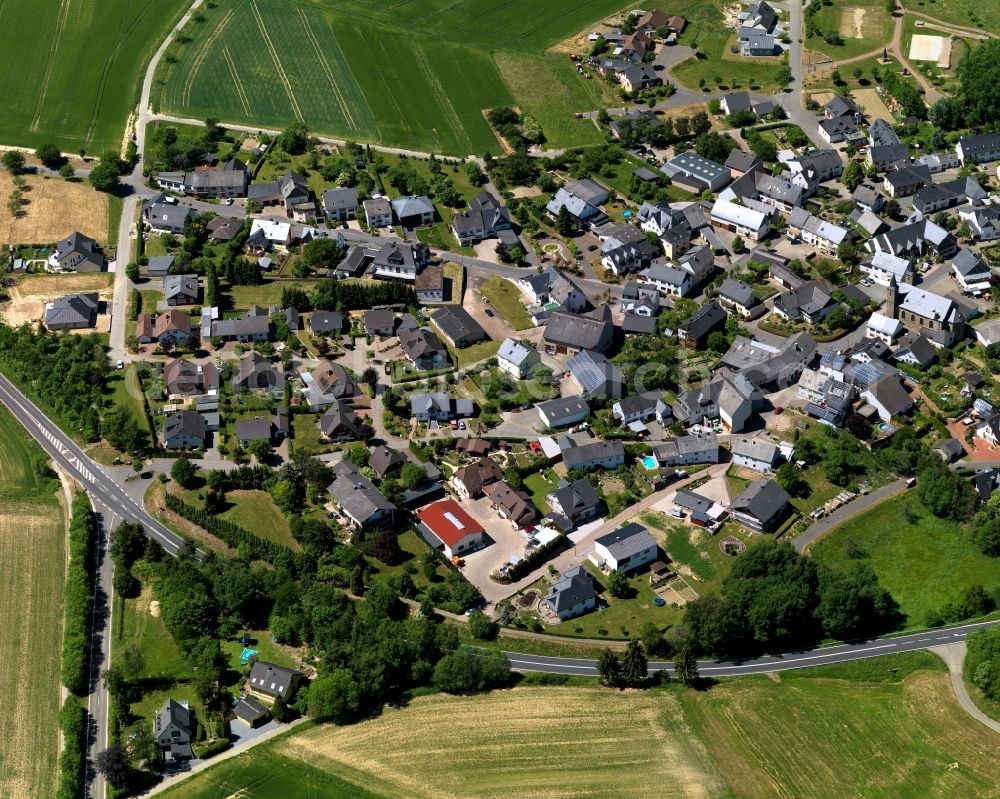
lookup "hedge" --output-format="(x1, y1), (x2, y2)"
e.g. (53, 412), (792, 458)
(210, 464), (272, 492)
(164, 492), (291, 562)
(61, 494), (97, 695)
(57, 696), (87, 799)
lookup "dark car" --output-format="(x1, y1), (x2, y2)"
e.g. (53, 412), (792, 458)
(485, 308), (495, 317)
(587, 244), (598, 251)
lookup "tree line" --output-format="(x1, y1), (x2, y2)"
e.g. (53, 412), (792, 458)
(164, 492), (292, 562)
(280, 279), (416, 314)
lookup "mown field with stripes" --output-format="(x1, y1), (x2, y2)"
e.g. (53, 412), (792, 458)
(155, 0), (623, 154)
(0, 0), (187, 151)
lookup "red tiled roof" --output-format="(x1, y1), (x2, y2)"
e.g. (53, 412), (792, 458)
(416, 500), (485, 548)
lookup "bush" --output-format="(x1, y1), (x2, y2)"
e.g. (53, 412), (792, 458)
(467, 610), (498, 640)
(433, 648), (510, 694)
(57, 696), (88, 799)
(61, 495), (97, 694)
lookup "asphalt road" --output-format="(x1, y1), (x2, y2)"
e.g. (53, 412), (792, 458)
(503, 618), (1000, 677)
(0, 373), (192, 557)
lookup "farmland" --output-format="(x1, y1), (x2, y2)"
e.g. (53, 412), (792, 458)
(0, 171), (110, 248)
(806, 0), (894, 61)
(153, 0), (637, 154)
(154, 654), (1000, 799)
(0, 406), (66, 799)
(0, 0), (188, 151)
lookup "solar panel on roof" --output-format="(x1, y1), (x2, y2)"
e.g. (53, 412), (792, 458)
(443, 511), (465, 530)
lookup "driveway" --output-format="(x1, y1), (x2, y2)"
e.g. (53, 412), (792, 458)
(463, 271), (517, 342)
(490, 408), (544, 439)
(460, 495), (536, 601)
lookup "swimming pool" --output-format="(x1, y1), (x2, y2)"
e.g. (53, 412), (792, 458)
(641, 455), (659, 470)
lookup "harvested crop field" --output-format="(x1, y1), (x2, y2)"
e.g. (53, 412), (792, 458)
(1, 273), (113, 327)
(0, 172), (109, 247)
(0, 407), (66, 799)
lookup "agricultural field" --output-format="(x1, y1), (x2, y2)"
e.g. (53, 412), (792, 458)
(156, 655), (1000, 799)
(806, 0), (894, 61)
(811, 495), (1000, 627)
(0, 0), (188, 151)
(0, 172), (110, 248)
(153, 0), (642, 154)
(0, 406), (66, 799)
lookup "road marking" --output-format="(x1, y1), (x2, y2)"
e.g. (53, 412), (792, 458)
(698, 643), (899, 672)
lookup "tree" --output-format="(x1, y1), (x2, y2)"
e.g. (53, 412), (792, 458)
(556, 204), (574, 237)
(816, 561), (897, 638)
(883, 198), (901, 219)
(674, 648), (699, 686)
(831, 68), (842, 85)
(276, 122), (309, 154)
(776, 65), (793, 85)
(694, 131), (738, 162)
(308, 669), (362, 722)
(361, 366), (378, 392)
(170, 457), (197, 488)
(731, 235), (746, 254)
(841, 159), (865, 191)
(88, 158), (120, 192)
(434, 648), (509, 693)
(301, 237), (342, 272)
(597, 648), (621, 687)
(125, 262), (140, 282)
(916, 462), (977, 522)
(606, 569), (629, 598)
(1, 150), (25, 174)
(247, 439), (273, 460)
(957, 40), (1000, 127)
(690, 110), (711, 136)
(621, 639), (648, 687)
(776, 461), (808, 498)
(467, 610), (498, 640)
(399, 462), (425, 490)
(95, 743), (131, 790)
(59, 162), (75, 179)
(706, 330), (729, 353)
(36, 143), (62, 168)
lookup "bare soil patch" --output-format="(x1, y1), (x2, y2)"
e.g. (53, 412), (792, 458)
(0, 172), (108, 246)
(0, 273), (112, 327)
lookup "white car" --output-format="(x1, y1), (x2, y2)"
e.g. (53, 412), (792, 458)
(116, 360), (124, 370)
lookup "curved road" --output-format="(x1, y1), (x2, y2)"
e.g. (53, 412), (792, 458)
(503, 618), (1000, 677)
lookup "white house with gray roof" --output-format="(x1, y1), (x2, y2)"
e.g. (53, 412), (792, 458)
(497, 337), (540, 378)
(541, 567), (598, 620)
(730, 435), (783, 473)
(591, 523), (657, 573)
(653, 431), (719, 465)
(710, 197), (771, 241)
(729, 479), (791, 531)
(538, 397), (589, 428)
(788, 208), (849, 254)
(717, 277), (758, 317)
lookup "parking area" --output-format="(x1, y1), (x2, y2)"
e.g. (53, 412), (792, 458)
(490, 408), (543, 439)
(458, 495), (535, 599)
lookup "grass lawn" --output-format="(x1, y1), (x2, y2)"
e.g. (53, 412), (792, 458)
(416, 222), (474, 256)
(220, 629), (299, 673)
(229, 279), (324, 310)
(291, 413), (336, 455)
(157, 657), (1000, 799)
(145, 233), (171, 258)
(811, 495), (1000, 627)
(368, 530), (452, 591)
(138, 289), (164, 316)
(108, 364), (154, 443)
(897, 0), (1000, 33)
(523, 468), (560, 512)
(116, 585), (189, 682)
(218, 490), (299, 551)
(805, 0), (894, 61)
(0, 406), (65, 799)
(672, 30), (790, 93)
(479, 275), (532, 330)
(107, 194), (124, 249)
(443, 337), (500, 369)
(443, 261), (464, 303)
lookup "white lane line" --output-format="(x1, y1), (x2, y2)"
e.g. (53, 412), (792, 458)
(698, 643), (899, 672)
(507, 659), (595, 672)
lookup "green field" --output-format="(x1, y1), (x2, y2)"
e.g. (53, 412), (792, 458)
(806, 0), (894, 61)
(153, 0), (632, 154)
(0, 0), (187, 150)
(812, 495), (1000, 627)
(0, 407), (65, 799)
(153, 653), (1000, 799)
(479, 275), (532, 329)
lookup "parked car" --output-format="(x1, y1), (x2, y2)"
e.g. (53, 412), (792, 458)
(459, 420), (466, 430)
(485, 308), (495, 317)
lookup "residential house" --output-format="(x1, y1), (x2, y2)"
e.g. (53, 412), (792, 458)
(710, 197), (772, 241)
(819, 115), (860, 144)
(363, 197), (393, 228)
(547, 478), (603, 531)
(956, 132), (1000, 164)
(602, 239), (661, 276)
(163, 274), (199, 307)
(247, 218), (291, 253)
(364, 308), (396, 337)
(322, 187), (359, 222)
(546, 179), (609, 226)
(653, 431), (719, 465)
(516, 268), (589, 313)
(537, 396), (590, 428)
(372, 238), (429, 281)
(731, 435), (783, 473)
(165, 359), (219, 397)
(44, 292), (98, 330)
(933, 438), (965, 463)
(867, 143), (910, 173)
(869, 219), (958, 259)
(566, 350), (624, 400)
(562, 440), (626, 472)
(211, 311), (270, 343)
(960, 206), (1000, 242)
(392, 195), (435, 227)
(327, 462), (395, 529)
(913, 176), (987, 215)
(781, 149), (843, 188)
(452, 457), (503, 500)
(409, 392), (473, 422)
(308, 310), (344, 337)
(369, 445), (406, 480)
(206, 216), (244, 242)
(773, 280), (839, 324)
(646, 263), (692, 297)
(868, 118), (900, 148)
(485, 480), (537, 528)
(451, 191), (513, 245)
(678, 301), (727, 349)
(619, 63), (661, 92)
(542, 305), (614, 355)
(866, 312), (905, 344)
(862, 374), (914, 421)
(591, 523), (657, 573)
(161, 411), (207, 449)
(853, 183), (885, 213)
(497, 337), (540, 379)
(886, 276), (965, 347)
(673, 375), (755, 432)
(541, 567), (598, 620)
(431, 305), (487, 348)
(235, 417), (284, 448)
(882, 164), (932, 198)
(717, 277), (759, 318)
(621, 281), (661, 316)
(894, 332), (937, 369)
(723, 331), (817, 391)
(234, 351), (283, 393)
(154, 699), (193, 760)
(151, 310), (193, 347)
(156, 162), (247, 198)
(233, 698), (270, 728)
(952, 248), (993, 293)
(146, 255), (174, 278)
(48, 231), (104, 272)
(399, 327), (450, 370)
(860, 251), (914, 287)
(916, 151), (962, 172)
(721, 91), (754, 116)
(142, 195), (193, 234)
(725, 148), (764, 179)
(417, 500), (485, 559)
(852, 208), (888, 237)
(612, 392), (672, 426)
(415, 264), (444, 303)
(247, 661), (303, 703)
(729, 479), (791, 532)
(247, 171), (314, 220)
(741, 30), (777, 56)
(787, 208), (850, 254)
(318, 400), (364, 441)
(664, 150), (731, 192)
